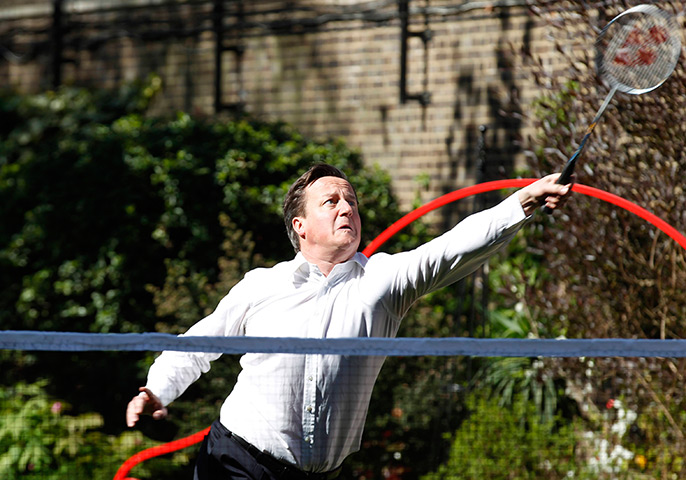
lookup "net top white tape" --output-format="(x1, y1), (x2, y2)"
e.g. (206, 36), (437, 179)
(2, 331), (686, 358)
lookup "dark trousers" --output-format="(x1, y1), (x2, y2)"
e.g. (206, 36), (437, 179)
(194, 420), (342, 480)
(194, 420), (271, 480)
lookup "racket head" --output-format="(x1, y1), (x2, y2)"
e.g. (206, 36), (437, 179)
(596, 4), (681, 95)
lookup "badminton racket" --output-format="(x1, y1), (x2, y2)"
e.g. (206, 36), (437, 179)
(544, 4), (681, 214)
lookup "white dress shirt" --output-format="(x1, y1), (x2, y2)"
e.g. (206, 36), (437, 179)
(144, 192), (528, 472)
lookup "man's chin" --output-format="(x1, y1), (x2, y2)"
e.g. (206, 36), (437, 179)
(338, 241), (361, 258)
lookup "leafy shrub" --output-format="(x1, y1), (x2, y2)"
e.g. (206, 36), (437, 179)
(0, 76), (401, 421)
(520, 1), (686, 476)
(421, 392), (579, 480)
(0, 380), (151, 480)
(0, 77), (429, 478)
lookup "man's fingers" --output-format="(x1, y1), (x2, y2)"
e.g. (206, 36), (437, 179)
(152, 407), (169, 420)
(543, 175), (573, 210)
(126, 395), (144, 427)
(138, 386), (153, 398)
(517, 174), (574, 216)
(544, 188), (572, 211)
(545, 196), (561, 210)
(126, 387), (168, 427)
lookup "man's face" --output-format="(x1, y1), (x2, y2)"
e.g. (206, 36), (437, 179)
(294, 176), (362, 263)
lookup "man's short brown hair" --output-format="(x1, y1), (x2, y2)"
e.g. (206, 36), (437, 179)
(282, 164), (356, 252)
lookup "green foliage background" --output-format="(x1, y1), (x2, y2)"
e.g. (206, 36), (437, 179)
(521, 1), (686, 475)
(421, 393), (579, 480)
(0, 76), (414, 478)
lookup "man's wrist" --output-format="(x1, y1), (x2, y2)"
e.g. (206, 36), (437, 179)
(517, 188), (538, 217)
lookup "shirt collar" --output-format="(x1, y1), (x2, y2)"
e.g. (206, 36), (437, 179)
(291, 252), (368, 285)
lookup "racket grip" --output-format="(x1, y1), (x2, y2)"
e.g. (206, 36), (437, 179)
(556, 157), (577, 185)
(542, 157), (576, 215)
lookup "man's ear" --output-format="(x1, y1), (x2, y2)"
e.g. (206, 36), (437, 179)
(293, 217), (306, 239)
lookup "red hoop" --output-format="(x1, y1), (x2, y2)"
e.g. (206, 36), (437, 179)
(113, 427), (210, 480)
(362, 179), (686, 256)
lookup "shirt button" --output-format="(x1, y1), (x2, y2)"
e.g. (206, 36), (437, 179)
(308, 376), (314, 381)
(306, 405), (314, 413)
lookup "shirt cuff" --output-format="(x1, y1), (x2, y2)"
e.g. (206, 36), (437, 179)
(500, 191), (529, 225)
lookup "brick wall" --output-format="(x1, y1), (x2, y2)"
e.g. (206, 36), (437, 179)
(0, 0), (572, 220)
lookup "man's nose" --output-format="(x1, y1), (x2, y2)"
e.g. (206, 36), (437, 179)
(338, 200), (352, 216)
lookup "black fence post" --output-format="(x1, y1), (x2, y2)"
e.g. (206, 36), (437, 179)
(398, 0), (432, 105)
(475, 125), (490, 339)
(51, 0), (63, 88)
(213, 0), (224, 113)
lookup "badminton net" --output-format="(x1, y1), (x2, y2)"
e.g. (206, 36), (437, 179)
(2, 331), (685, 480)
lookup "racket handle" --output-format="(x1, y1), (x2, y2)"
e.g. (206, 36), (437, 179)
(542, 157), (576, 215)
(541, 86), (609, 215)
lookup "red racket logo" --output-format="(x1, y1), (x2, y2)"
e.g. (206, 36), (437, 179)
(613, 25), (670, 67)
(648, 25), (669, 44)
(622, 27), (645, 46)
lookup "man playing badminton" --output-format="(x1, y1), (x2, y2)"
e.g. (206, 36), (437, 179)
(126, 163), (572, 480)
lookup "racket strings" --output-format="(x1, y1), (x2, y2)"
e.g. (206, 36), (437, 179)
(599, 11), (680, 92)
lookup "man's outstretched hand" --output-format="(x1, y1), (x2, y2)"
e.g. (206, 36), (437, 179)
(126, 387), (168, 427)
(517, 173), (573, 216)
